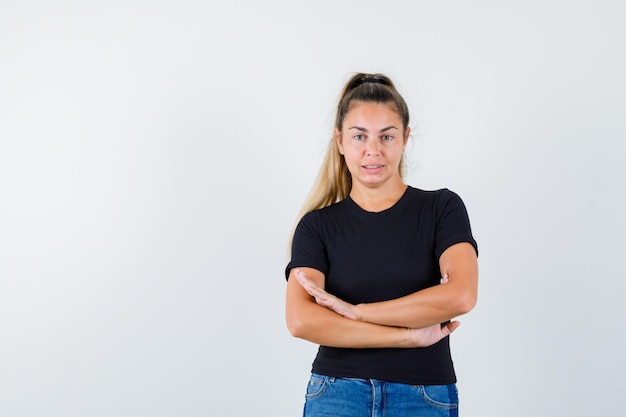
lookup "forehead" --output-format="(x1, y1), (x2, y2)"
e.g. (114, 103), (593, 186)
(344, 101), (402, 126)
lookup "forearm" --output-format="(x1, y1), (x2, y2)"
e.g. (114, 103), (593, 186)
(355, 282), (475, 329)
(287, 299), (413, 348)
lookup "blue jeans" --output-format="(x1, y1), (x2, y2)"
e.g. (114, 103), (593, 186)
(303, 373), (458, 417)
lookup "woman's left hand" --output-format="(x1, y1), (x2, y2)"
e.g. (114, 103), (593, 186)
(294, 269), (358, 320)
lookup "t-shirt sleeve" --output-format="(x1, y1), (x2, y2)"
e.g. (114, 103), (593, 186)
(285, 211), (328, 280)
(434, 189), (478, 260)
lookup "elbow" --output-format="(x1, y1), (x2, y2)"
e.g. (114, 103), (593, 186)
(286, 313), (308, 339)
(455, 293), (477, 315)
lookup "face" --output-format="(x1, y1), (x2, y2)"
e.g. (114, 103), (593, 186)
(336, 101), (409, 191)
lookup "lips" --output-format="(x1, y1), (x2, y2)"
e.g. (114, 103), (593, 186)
(363, 165), (382, 169)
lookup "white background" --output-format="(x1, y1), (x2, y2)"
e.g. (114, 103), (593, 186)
(1, 1), (625, 416)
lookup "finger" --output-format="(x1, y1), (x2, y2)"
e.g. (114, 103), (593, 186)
(311, 289), (328, 301)
(294, 269), (305, 284)
(294, 271), (320, 299)
(306, 283), (330, 302)
(294, 269), (313, 289)
(442, 321), (461, 336)
(315, 296), (332, 307)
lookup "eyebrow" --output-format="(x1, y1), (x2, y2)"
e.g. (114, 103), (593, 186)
(348, 126), (399, 133)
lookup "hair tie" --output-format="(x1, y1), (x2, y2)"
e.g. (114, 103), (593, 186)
(360, 77), (386, 84)
(349, 77), (389, 90)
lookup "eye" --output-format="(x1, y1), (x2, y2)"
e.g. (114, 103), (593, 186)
(381, 135), (393, 141)
(353, 134), (366, 141)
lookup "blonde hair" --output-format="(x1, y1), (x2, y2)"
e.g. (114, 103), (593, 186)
(287, 73), (410, 254)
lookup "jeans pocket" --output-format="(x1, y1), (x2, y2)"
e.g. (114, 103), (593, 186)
(419, 384), (459, 410)
(305, 374), (330, 400)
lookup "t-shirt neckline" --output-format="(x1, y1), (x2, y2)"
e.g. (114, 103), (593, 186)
(345, 186), (413, 220)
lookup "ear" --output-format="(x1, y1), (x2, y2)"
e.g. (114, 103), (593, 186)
(335, 128), (344, 155)
(403, 127), (411, 150)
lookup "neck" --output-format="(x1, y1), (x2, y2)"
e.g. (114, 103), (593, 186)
(349, 179), (408, 212)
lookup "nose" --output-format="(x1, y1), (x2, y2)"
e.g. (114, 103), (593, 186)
(366, 139), (380, 156)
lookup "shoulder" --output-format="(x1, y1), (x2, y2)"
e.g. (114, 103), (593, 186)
(408, 187), (478, 257)
(405, 186), (465, 207)
(407, 185), (461, 197)
(298, 200), (348, 228)
(309, 199), (349, 218)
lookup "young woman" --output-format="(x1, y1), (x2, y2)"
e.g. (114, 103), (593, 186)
(285, 73), (478, 417)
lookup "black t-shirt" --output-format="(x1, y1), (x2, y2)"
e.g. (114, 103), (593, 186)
(286, 186), (478, 385)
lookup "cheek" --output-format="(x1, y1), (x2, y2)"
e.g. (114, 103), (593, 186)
(384, 148), (405, 164)
(342, 144), (360, 157)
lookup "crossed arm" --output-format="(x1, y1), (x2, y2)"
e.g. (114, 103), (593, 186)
(285, 242), (478, 349)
